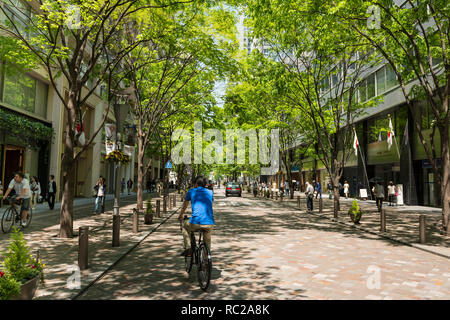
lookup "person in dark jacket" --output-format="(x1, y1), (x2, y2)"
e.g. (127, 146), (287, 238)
(48, 175), (57, 210)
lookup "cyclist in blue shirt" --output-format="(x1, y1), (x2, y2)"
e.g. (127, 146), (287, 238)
(178, 176), (215, 257)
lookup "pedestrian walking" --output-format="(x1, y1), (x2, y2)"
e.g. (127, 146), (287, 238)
(93, 178), (106, 214)
(327, 182), (333, 199)
(30, 176), (41, 210)
(315, 181), (322, 199)
(127, 178), (133, 195)
(387, 181), (396, 206)
(285, 181), (290, 197)
(338, 182), (343, 197)
(47, 175), (57, 210)
(375, 182), (385, 212)
(120, 178), (125, 194)
(305, 182), (314, 212)
(343, 181), (350, 199)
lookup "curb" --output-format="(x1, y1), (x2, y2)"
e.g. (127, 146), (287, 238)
(71, 202), (182, 300)
(248, 195), (450, 260)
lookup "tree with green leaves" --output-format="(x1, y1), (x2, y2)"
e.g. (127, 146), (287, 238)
(244, 0), (380, 215)
(328, 0), (450, 233)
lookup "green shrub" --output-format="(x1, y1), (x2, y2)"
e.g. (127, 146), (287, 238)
(0, 274), (20, 300)
(1, 228), (44, 284)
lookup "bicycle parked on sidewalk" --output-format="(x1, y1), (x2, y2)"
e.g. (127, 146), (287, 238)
(1, 196), (32, 233)
(180, 215), (212, 291)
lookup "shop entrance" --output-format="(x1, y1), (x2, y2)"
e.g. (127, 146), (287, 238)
(2, 146), (25, 187)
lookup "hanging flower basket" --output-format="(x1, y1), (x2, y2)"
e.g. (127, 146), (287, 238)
(105, 150), (130, 165)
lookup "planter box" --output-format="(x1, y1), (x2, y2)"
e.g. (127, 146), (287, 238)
(14, 276), (40, 300)
(348, 210), (363, 224)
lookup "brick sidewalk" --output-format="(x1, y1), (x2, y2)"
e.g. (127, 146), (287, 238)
(247, 191), (450, 258)
(0, 192), (183, 300)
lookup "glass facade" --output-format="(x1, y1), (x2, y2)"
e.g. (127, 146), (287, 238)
(0, 63), (48, 118)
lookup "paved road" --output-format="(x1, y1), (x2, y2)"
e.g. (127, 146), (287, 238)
(78, 191), (450, 300)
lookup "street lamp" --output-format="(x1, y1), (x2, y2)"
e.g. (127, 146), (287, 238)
(112, 91), (132, 248)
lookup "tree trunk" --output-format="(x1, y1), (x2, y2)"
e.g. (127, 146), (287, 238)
(59, 92), (77, 238)
(333, 175), (341, 219)
(137, 135), (145, 211)
(441, 127), (450, 235)
(59, 158), (75, 238)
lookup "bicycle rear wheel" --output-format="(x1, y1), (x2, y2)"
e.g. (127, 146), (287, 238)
(2, 207), (16, 233)
(185, 248), (194, 274)
(197, 243), (212, 291)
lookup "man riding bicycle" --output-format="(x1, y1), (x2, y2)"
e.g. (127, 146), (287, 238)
(178, 176), (215, 257)
(2, 172), (31, 227)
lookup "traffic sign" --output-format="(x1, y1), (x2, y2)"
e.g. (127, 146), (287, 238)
(165, 161), (173, 169)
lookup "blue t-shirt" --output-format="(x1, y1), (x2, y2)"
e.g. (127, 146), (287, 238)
(186, 187), (215, 225)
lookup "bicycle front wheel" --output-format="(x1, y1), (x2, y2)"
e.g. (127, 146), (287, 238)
(197, 243), (212, 291)
(1, 207), (16, 233)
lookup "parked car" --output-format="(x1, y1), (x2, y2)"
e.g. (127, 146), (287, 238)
(226, 183), (241, 197)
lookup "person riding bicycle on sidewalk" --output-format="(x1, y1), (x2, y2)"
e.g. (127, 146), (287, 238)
(2, 172), (31, 227)
(178, 176), (215, 257)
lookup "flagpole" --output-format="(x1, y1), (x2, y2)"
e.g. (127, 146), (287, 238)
(353, 127), (372, 200)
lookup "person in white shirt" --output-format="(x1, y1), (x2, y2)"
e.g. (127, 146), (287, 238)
(30, 176), (41, 210)
(2, 172), (31, 226)
(343, 181), (350, 199)
(387, 181), (397, 206)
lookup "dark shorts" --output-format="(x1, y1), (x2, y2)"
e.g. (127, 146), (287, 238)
(20, 198), (31, 212)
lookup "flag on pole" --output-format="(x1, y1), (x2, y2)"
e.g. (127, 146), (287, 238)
(353, 132), (359, 156)
(387, 118), (394, 150)
(75, 123), (86, 146)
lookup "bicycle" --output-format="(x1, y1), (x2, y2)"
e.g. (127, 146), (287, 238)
(180, 216), (212, 291)
(1, 196), (32, 233)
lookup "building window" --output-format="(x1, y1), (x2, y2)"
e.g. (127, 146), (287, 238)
(3, 64), (36, 113)
(358, 81), (367, 102)
(367, 73), (375, 99)
(385, 64), (397, 90)
(376, 67), (386, 94)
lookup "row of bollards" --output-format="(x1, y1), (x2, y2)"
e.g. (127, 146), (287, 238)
(265, 194), (427, 244)
(78, 193), (182, 271)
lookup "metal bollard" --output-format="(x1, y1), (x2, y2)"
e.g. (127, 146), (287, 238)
(275, 192), (278, 200)
(297, 196), (301, 209)
(133, 208), (139, 233)
(271, 191), (274, 199)
(169, 195), (173, 210)
(380, 209), (386, 232)
(173, 195), (177, 207)
(419, 215), (426, 244)
(280, 194), (283, 202)
(156, 200), (161, 218)
(112, 215), (120, 247)
(319, 198), (323, 213)
(78, 227), (89, 270)
(163, 196), (167, 214)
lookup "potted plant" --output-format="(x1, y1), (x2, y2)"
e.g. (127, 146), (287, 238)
(0, 228), (44, 300)
(348, 199), (363, 224)
(144, 196), (153, 225)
